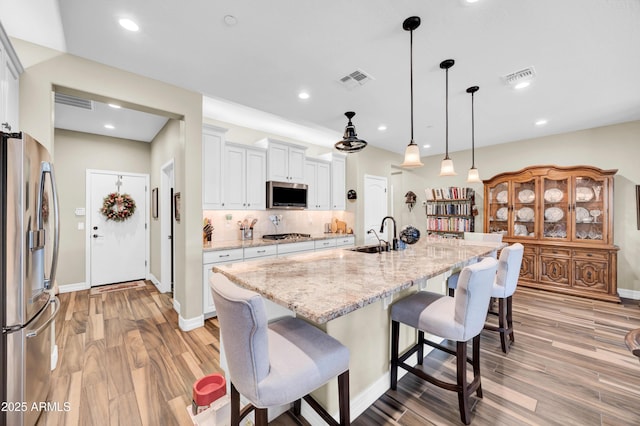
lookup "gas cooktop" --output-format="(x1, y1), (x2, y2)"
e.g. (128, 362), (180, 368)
(262, 233), (311, 240)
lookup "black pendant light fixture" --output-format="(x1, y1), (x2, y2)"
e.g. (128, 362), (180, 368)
(466, 86), (482, 183)
(400, 16), (424, 169)
(439, 59), (457, 176)
(335, 111), (367, 153)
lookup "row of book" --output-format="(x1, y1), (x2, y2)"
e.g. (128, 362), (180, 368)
(426, 203), (473, 216)
(425, 187), (474, 201)
(426, 217), (474, 232)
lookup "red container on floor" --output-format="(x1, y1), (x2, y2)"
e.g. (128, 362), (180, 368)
(192, 373), (226, 413)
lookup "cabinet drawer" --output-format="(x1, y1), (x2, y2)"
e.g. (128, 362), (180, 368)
(539, 247), (571, 257)
(244, 245), (277, 259)
(335, 236), (355, 247)
(277, 240), (315, 255)
(315, 239), (337, 250)
(203, 248), (244, 264)
(572, 249), (609, 261)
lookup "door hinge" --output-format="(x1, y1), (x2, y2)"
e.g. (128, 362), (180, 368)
(145, 223), (147, 229)
(145, 260), (147, 267)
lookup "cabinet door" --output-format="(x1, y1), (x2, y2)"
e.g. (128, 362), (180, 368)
(245, 148), (266, 210)
(541, 175), (569, 241)
(202, 128), (225, 209)
(305, 160), (318, 210)
(203, 264), (217, 317)
(223, 145), (246, 209)
(512, 178), (537, 239)
(267, 142), (290, 182)
(573, 175), (608, 244)
(288, 146), (307, 183)
(316, 162), (331, 210)
(486, 181), (509, 236)
(539, 247), (571, 287)
(331, 156), (346, 210)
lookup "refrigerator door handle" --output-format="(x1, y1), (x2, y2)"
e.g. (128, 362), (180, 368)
(38, 161), (60, 290)
(25, 296), (60, 339)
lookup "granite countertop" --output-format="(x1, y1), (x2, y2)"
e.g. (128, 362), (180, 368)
(203, 233), (355, 251)
(212, 238), (504, 324)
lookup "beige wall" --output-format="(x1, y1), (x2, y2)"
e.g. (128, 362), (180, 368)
(15, 39), (204, 321)
(54, 129), (151, 285)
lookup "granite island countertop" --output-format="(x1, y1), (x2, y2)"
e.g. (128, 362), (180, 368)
(203, 233), (354, 251)
(212, 238), (503, 324)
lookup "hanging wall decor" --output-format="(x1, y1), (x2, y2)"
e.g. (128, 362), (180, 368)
(101, 192), (136, 222)
(404, 191), (417, 211)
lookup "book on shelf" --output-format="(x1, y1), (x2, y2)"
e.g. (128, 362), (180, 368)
(428, 187), (474, 201)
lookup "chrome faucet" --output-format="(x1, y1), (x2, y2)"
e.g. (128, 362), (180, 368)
(367, 228), (388, 252)
(379, 216), (398, 250)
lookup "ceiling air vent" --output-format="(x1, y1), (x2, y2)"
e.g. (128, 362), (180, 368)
(338, 69), (375, 89)
(502, 66), (536, 87)
(54, 93), (94, 110)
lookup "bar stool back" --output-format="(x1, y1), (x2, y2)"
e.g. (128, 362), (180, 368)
(211, 277), (350, 426)
(448, 233), (503, 296)
(390, 257), (498, 425)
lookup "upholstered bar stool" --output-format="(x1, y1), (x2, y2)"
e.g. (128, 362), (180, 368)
(211, 278), (350, 426)
(483, 243), (524, 354)
(390, 257), (498, 425)
(447, 232), (503, 296)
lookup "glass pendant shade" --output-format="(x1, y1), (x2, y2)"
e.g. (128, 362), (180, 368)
(440, 158), (457, 176)
(467, 167), (481, 183)
(401, 142), (424, 168)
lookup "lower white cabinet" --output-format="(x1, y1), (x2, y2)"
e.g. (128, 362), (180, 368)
(335, 235), (355, 247)
(203, 248), (243, 317)
(244, 244), (277, 260)
(277, 240), (315, 256)
(314, 238), (337, 250)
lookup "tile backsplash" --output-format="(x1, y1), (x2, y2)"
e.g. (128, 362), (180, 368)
(203, 209), (354, 242)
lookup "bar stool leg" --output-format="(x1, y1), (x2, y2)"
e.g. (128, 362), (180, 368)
(507, 295), (515, 345)
(417, 331), (425, 365)
(390, 320), (400, 390)
(338, 370), (350, 426)
(231, 383), (241, 426)
(472, 335), (482, 398)
(456, 341), (471, 425)
(255, 408), (268, 426)
(498, 297), (509, 353)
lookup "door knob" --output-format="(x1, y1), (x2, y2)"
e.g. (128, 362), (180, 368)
(93, 234), (101, 238)
(93, 226), (98, 230)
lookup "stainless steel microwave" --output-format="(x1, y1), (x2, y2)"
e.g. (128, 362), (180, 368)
(266, 181), (308, 209)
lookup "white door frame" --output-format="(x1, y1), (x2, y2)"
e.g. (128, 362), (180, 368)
(363, 174), (388, 245)
(85, 169), (150, 288)
(159, 159), (175, 293)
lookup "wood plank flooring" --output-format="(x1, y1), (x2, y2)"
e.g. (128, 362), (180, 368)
(38, 283), (640, 425)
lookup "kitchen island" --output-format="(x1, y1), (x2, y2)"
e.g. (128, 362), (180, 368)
(211, 238), (503, 422)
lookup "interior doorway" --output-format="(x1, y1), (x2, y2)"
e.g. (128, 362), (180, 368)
(87, 169), (149, 286)
(363, 174), (388, 245)
(160, 159), (175, 293)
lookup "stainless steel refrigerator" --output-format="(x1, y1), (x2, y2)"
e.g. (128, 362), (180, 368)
(1, 132), (60, 426)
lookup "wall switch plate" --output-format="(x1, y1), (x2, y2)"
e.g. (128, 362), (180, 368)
(75, 208), (86, 216)
(77, 222), (85, 230)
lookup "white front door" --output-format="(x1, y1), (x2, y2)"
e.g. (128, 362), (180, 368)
(363, 174), (388, 245)
(88, 170), (148, 286)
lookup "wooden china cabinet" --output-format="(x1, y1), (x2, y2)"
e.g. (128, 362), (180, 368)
(484, 165), (619, 302)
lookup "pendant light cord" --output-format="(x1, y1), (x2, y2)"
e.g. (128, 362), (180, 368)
(445, 67), (449, 159)
(410, 29), (414, 144)
(471, 91), (475, 168)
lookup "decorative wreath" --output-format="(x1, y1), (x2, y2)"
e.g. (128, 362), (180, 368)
(101, 192), (136, 222)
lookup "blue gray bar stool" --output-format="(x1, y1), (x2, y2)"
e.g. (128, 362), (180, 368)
(390, 257), (498, 425)
(211, 277), (350, 426)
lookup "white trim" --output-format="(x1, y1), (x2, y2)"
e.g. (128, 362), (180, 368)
(147, 273), (161, 289)
(618, 288), (640, 300)
(159, 159), (175, 294)
(179, 314), (204, 332)
(173, 297), (180, 314)
(58, 282), (90, 293)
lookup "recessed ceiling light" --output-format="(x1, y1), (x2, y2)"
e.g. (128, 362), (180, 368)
(298, 91), (310, 100)
(465, 0), (480, 3)
(119, 18), (139, 32)
(108, 103), (121, 109)
(514, 81), (531, 90)
(378, 125), (387, 131)
(422, 144), (431, 149)
(224, 15), (238, 26)
(535, 119), (548, 126)
(104, 124), (115, 129)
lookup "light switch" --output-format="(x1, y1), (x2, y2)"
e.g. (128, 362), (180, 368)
(77, 222), (84, 230)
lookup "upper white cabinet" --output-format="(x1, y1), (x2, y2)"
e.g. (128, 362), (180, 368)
(223, 143), (266, 210)
(256, 138), (307, 183)
(0, 24), (23, 132)
(202, 125), (227, 209)
(330, 154), (347, 210)
(305, 159), (331, 210)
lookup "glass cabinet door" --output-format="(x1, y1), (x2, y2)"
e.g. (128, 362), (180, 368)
(573, 176), (606, 242)
(487, 181), (509, 236)
(513, 178), (537, 238)
(542, 176), (569, 240)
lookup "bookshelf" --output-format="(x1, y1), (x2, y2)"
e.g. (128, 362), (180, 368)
(425, 187), (476, 238)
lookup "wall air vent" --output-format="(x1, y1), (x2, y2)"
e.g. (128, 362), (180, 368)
(338, 69), (375, 89)
(502, 66), (536, 86)
(54, 93), (94, 110)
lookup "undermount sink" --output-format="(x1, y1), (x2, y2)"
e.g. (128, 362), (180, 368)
(349, 244), (385, 254)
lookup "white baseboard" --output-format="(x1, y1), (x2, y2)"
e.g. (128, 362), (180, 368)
(173, 298), (180, 313)
(58, 282), (89, 293)
(148, 272), (171, 293)
(179, 314), (204, 332)
(618, 288), (640, 300)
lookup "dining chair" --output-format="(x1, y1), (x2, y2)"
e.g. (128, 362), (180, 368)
(390, 257), (499, 425)
(447, 232), (503, 296)
(210, 277), (350, 426)
(483, 243), (524, 353)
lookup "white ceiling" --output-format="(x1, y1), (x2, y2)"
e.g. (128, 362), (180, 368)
(1, 0), (640, 155)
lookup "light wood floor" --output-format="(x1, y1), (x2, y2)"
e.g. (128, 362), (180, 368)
(38, 283), (640, 425)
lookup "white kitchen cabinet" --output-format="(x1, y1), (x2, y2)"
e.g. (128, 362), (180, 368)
(276, 240), (315, 256)
(305, 159), (331, 210)
(244, 244), (277, 260)
(202, 125), (227, 209)
(331, 155), (347, 210)
(314, 238), (337, 251)
(256, 138), (307, 183)
(0, 24), (22, 133)
(203, 248), (243, 317)
(335, 235), (355, 247)
(222, 143), (266, 210)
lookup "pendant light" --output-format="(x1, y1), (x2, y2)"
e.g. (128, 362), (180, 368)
(439, 59), (456, 176)
(335, 111), (367, 153)
(400, 16), (424, 169)
(466, 86), (482, 183)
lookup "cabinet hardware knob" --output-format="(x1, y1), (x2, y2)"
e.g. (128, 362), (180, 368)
(257, 250), (265, 253)
(219, 254), (230, 258)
